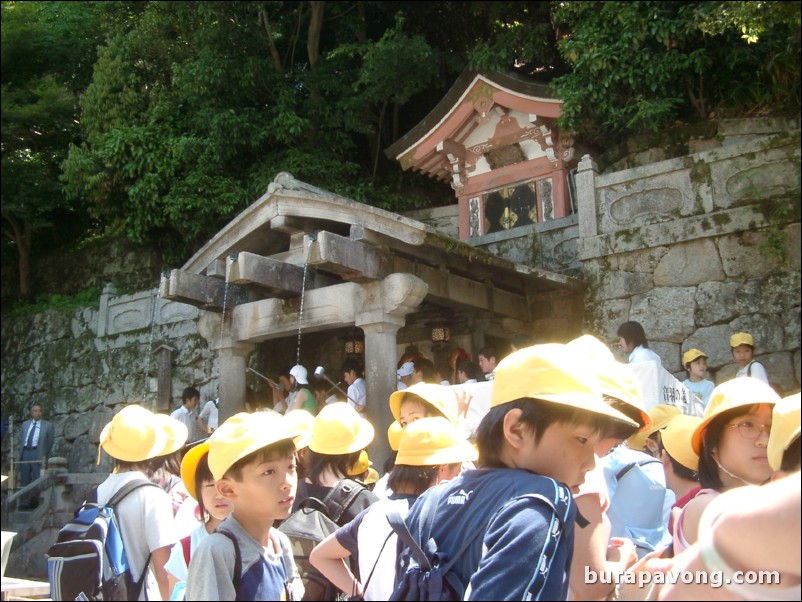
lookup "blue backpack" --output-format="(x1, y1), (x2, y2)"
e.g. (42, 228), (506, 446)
(47, 479), (159, 601)
(387, 487), (569, 601)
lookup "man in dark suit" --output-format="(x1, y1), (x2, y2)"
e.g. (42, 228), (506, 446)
(18, 403), (55, 508)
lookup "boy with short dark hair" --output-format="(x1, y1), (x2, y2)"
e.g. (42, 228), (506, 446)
(186, 412), (304, 601)
(394, 344), (639, 601)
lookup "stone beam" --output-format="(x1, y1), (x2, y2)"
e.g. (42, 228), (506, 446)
(392, 258), (530, 321)
(159, 269), (254, 313)
(227, 252), (305, 297)
(307, 231), (391, 282)
(231, 281), (361, 342)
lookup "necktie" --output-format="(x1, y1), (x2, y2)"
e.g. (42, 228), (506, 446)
(26, 422), (38, 448)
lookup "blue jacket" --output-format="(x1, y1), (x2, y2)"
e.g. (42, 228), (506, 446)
(397, 469), (575, 601)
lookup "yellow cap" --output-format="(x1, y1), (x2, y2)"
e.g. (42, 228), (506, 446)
(692, 377), (780, 454)
(395, 417), (478, 466)
(348, 450), (372, 476)
(627, 405), (681, 450)
(491, 343), (639, 430)
(683, 348), (707, 366)
(180, 442), (210, 501)
(768, 393), (801, 471)
(730, 332), (754, 348)
(389, 382), (458, 425)
(387, 421), (403, 452)
(364, 467), (380, 485)
(566, 335), (650, 432)
(309, 402), (375, 456)
(661, 415), (702, 471)
(99, 405), (188, 463)
(208, 411), (300, 480)
(283, 409), (315, 450)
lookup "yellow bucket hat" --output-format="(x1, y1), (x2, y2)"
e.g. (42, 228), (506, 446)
(208, 411), (300, 480)
(730, 332), (754, 348)
(387, 420), (403, 452)
(768, 392), (801, 471)
(491, 343), (639, 429)
(691, 377), (780, 454)
(627, 404), (681, 451)
(682, 348), (707, 366)
(661, 415), (702, 471)
(395, 417), (478, 466)
(309, 402), (375, 456)
(283, 409), (315, 450)
(566, 335), (650, 432)
(180, 441), (210, 501)
(348, 450), (372, 476)
(99, 405), (188, 463)
(389, 382), (458, 425)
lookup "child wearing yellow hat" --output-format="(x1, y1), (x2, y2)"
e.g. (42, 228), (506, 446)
(658, 414), (702, 535)
(372, 421), (404, 499)
(310, 417), (478, 600)
(672, 377), (780, 555)
(185, 411), (304, 601)
(96, 404), (189, 600)
(394, 344), (639, 600)
(165, 442), (233, 600)
(389, 382), (458, 428)
(730, 332), (769, 384)
(681, 348), (715, 413)
(768, 392), (801, 479)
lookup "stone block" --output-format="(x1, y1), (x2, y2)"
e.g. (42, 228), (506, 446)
(630, 288), (697, 343)
(597, 271), (654, 301)
(760, 352), (797, 395)
(795, 349), (801, 387)
(783, 306), (801, 352)
(615, 247), (669, 273)
(61, 411), (91, 441)
(653, 239), (724, 286)
(695, 282), (746, 326)
(651, 341), (681, 373)
(718, 231), (779, 279)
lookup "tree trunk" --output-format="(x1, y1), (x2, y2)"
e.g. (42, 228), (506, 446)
(1, 211), (32, 300)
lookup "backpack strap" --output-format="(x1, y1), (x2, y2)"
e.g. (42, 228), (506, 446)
(322, 478), (372, 523)
(272, 530), (299, 601)
(181, 534), (192, 566)
(615, 458), (661, 481)
(217, 530), (243, 591)
(106, 478), (160, 508)
(359, 530), (394, 596)
(387, 511), (432, 572)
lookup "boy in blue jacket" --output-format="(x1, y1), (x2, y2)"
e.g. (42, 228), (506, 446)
(394, 344), (639, 601)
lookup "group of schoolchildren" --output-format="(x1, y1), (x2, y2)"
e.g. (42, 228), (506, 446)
(90, 330), (800, 601)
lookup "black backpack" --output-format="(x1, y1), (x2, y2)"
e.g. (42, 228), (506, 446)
(278, 478), (378, 601)
(47, 479), (159, 601)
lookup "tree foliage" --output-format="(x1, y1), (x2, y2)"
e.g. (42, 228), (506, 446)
(2, 1), (800, 303)
(552, 1), (801, 147)
(1, 1), (116, 299)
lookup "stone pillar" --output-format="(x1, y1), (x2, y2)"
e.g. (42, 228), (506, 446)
(197, 310), (255, 423)
(575, 154), (599, 240)
(217, 342), (254, 422)
(356, 273), (428, 469)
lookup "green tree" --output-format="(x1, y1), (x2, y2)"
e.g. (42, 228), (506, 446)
(552, 1), (801, 147)
(1, 1), (117, 300)
(61, 1), (453, 264)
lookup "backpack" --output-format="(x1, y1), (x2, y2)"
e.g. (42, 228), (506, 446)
(388, 487), (571, 601)
(605, 451), (672, 557)
(47, 479), (159, 601)
(278, 478), (378, 601)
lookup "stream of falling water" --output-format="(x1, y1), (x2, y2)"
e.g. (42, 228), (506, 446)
(295, 234), (317, 364)
(219, 254), (234, 351)
(145, 284), (159, 396)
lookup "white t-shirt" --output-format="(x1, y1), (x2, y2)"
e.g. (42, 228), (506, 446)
(198, 400), (219, 432)
(347, 377), (367, 411)
(165, 523), (209, 599)
(736, 361), (769, 384)
(628, 345), (663, 366)
(96, 471), (178, 600)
